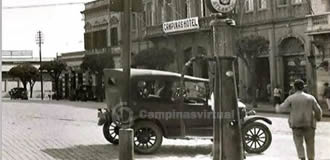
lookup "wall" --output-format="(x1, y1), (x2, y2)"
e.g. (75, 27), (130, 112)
(312, 0), (330, 14)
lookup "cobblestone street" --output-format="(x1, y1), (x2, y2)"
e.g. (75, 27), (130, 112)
(2, 100), (330, 160)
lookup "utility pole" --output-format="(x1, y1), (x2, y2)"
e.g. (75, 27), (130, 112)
(120, 0), (134, 160)
(108, 0), (142, 159)
(36, 31), (44, 100)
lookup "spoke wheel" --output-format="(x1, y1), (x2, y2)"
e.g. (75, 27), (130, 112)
(134, 121), (163, 154)
(103, 121), (120, 145)
(243, 122), (272, 154)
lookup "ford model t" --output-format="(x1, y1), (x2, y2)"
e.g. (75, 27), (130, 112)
(97, 68), (272, 154)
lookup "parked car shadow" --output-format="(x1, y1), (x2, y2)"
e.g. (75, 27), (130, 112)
(42, 143), (212, 160)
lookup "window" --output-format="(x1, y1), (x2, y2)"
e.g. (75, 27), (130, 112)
(84, 32), (92, 50)
(278, 0), (288, 6)
(185, 0), (191, 18)
(245, 0), (254, 12)
(184, 81), (207, 104)
(137, 80), (178, 102)
(146, 2), (153, 26)
(143, 11), (146, 27)
(94, 30), (107, 49)
(291, 0), (302, 4)
(201, 0), (206, 17)
(110, 27), (118, 46)
(158, 0), (164, 23)
(258, 0), (267, 9)
(165, 0), (173, 21)
(132, 13), (137, 30)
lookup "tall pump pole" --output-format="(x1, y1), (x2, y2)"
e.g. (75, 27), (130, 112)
(205, 0), (244, 159)
(36, 31), (44, 100)
(211, 18), (244, 160)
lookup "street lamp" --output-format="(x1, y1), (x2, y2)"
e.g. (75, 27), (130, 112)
(36, 30), (44, 100)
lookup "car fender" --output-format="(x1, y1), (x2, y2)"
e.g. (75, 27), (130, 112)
(242, 115), (272, 127)
(97, 109), (111, 126)
(133, 118), (168, 136)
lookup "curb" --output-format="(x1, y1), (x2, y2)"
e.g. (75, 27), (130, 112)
(249, 107), (330, 118)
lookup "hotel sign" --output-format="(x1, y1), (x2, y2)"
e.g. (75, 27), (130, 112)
(163, 17), (199, 33)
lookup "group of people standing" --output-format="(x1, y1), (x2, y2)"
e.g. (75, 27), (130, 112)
(274, 80), (330, 160)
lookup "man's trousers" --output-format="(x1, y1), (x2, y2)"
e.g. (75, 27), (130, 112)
(292, 127), (315, 159)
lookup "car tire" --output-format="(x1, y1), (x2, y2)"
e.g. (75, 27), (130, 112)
(103, 121), (120, 145)
(243, 122), (272, 154)
(134, 121), (163, 154)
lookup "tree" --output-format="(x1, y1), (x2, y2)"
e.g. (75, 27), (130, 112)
(40, 59), (67, 100)
(133, 47), (175, 70)
(81, 53), (115, 101)
(236, 35), (269, 107)
(8, 63), (39, 98)
(27, 67), (39, 98)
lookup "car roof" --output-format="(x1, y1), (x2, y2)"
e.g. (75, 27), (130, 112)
(13, 87), (25, 90)
(104, 68), (209, 82)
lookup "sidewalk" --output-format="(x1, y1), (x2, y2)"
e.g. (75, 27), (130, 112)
(2, 98), (107, 110)
(247, 103), (330, 117)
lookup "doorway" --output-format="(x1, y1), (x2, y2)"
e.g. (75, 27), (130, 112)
(279, 37), (306, 97)
(256, 57), (270, 102)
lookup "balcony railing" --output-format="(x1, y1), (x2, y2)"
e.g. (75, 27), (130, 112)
(145, 16), (214, 38)
(307, 12), (330, 34)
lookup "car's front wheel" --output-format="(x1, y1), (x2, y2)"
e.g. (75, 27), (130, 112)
(103, 121), (120, 145)
(243, 122), (272, 154)
(134, 121), (163, 154)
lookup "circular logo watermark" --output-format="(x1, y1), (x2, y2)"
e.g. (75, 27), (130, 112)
(111, 102), (134, 126)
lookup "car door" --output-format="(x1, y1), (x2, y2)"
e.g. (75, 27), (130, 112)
(131, 77), (184, 137)
(182, 80), (213, 136)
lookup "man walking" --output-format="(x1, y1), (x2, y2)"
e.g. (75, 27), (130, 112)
(276, 79), (322, 160)
(323, 82), (330, 111)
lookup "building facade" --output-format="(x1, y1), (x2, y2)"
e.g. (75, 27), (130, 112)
(80, 0), (329, 103)
(1, 50), (53, 99)
(81, 0), (152, 68)
(137, 0), (314, 100)
(306, 0), (330, 102)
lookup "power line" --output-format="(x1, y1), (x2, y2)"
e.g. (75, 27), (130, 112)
(3, 2), (85, 9)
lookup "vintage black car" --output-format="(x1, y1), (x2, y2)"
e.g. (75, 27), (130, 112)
(98, 69), (272, 154)
(9, 87), (28, 100)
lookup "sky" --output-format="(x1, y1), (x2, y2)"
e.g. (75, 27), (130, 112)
(3, 0), (93, 58)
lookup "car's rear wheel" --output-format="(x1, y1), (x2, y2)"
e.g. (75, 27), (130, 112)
(134, 121), (163, 154)
(103, 121), (120, 145)
(243, 122), (272, 154)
